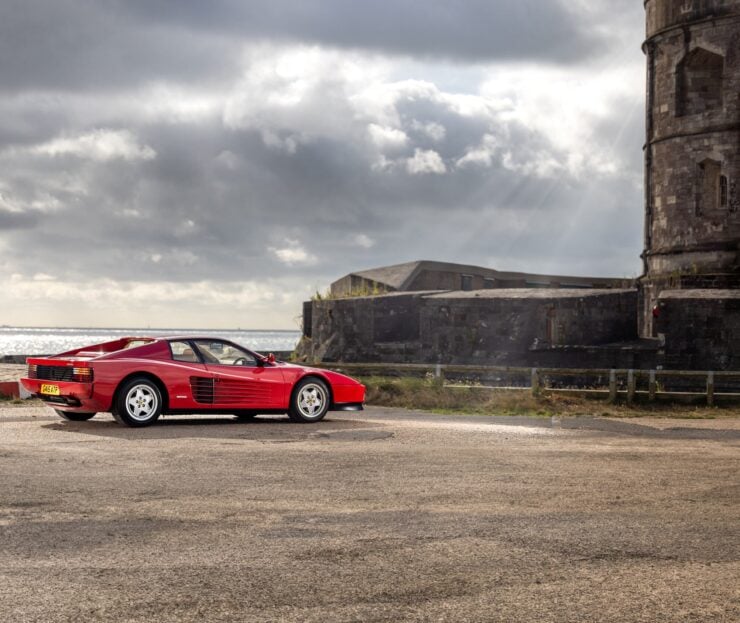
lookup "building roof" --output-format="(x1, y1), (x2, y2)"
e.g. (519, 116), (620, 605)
(351, 260), (423, 290)
(339, 260), (628, 292)
(424, 288), (636, 300)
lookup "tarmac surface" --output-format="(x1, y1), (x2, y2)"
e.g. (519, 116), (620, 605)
(1, 404), (739, 622)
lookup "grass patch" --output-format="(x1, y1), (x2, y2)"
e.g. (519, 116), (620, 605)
(360, 376), (740, 419)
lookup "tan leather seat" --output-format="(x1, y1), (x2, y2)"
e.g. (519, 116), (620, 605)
(179, 348), (197, 362)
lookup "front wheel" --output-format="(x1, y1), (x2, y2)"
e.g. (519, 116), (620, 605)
(54, 410), (96, 422)
(113, 377), (163, 427)
(288, 378), (330, 423)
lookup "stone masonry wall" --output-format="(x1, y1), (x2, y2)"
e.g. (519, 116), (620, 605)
(656, 289), (740, 369)
(647, 17), (740, 274)
(641, 0), (740, 335)
(297, 290), (640, 367)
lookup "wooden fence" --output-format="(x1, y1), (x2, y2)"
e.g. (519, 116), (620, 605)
(310, 362), (740, 406)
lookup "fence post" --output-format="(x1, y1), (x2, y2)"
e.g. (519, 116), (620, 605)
(436, 364), (446, 387)
(707, 371), (714, 407)
(531, 368), (540, 396)
(608, 370), (617, 403)
(649, 370), (656, 402)
(627, 369), (636, 405)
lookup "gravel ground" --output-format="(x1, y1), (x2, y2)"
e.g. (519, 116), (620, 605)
(0, 364), (25, 382)
(1, 405), (738, 622)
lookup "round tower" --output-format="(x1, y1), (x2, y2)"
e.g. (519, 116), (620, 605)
(641, 0), (740, 335)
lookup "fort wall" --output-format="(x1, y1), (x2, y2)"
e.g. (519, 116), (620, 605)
(656, 289), (740, 369)
(298, 290), (642, 367)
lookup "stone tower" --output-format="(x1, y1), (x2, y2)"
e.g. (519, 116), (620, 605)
(641, 0), (740, 336)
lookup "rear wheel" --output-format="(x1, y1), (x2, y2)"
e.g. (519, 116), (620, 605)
(54, 410), (96, 422)
(288, 378), (330, 423)
(113, 377), (163, 427)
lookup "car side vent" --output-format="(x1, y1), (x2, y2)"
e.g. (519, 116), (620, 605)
(190, 377), (214, 404)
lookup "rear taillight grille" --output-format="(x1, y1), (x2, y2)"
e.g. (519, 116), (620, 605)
(35, 365), (74, 381)
(31, 365), (94, 383)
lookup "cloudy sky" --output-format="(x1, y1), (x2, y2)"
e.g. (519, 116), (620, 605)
(0, 0), (646, 330)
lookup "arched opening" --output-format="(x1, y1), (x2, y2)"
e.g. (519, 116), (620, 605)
(719, 175), (728, 209)
(695, 159), (723, 215)
(676, 48), (724, 117)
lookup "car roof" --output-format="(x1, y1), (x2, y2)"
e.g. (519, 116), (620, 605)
(160, 336), (241, 342)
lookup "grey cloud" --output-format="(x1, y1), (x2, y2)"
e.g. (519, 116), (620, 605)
(0, 0), (624, 95)
(0, 0), (647, 301)
(0, 0), (239, 92)
(0, 209), (38, 230)
(0, 75), (644, 285)
(123, 0), (598, 63)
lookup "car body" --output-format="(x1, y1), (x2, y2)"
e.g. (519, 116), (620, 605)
(20, 336), (364, 427)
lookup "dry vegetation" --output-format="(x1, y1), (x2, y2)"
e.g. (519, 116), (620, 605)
(360, 375), (740, 419)
(4, 380), (738, 419)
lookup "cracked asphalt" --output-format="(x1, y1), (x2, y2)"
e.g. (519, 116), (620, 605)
(1, 404), (738, 622)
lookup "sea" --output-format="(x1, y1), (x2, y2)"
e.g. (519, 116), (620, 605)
(0, 326), (301, 356)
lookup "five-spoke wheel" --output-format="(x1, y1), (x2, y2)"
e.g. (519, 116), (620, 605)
(113, 377), (163, 427)
(288, 378), (330, 422)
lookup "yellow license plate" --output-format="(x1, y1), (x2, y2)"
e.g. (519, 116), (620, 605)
(40, 384), (60, 396)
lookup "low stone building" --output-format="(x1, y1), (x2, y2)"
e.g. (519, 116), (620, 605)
(299, 288), (643, 368)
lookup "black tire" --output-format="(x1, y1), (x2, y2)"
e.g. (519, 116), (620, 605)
(113, 377), (163, 427)
(54, 410), (96, 422)
(288, 377), (330, 423)
(234, 411), (258, 420)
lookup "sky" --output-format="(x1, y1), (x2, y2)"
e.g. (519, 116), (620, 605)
(0, 0), (647, 330)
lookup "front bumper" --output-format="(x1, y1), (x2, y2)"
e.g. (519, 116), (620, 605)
(329, 383), (366, 406)
(331, 402), (364, 412)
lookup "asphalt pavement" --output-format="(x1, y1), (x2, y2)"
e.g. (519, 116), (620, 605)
(1, 405), (738, 622)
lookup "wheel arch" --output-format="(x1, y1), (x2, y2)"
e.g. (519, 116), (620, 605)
(290, 373), (334, 408)
(112, 372), (169, 413)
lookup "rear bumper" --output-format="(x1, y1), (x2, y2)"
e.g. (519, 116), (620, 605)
(20, 378), (102, 412)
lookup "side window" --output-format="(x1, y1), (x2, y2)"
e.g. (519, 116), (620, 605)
(193, 340), (257, 366)
(170, 341), (199, 363)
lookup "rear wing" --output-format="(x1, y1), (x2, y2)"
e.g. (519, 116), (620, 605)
(27, 338), (157, 364)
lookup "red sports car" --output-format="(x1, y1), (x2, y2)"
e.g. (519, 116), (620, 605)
(20, 337), (364, 427)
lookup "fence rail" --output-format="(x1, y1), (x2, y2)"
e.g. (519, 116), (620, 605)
(310, 362), (740, 406)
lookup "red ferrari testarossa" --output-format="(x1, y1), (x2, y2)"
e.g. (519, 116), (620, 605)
(20, 337), (364, 427)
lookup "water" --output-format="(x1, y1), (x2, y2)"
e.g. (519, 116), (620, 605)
(0, 326), (301, 356)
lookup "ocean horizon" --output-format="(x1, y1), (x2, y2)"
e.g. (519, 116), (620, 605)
(0, 326), (301, 356)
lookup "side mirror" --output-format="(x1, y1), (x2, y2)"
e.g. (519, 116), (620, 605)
(267, 353), (276, 364)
